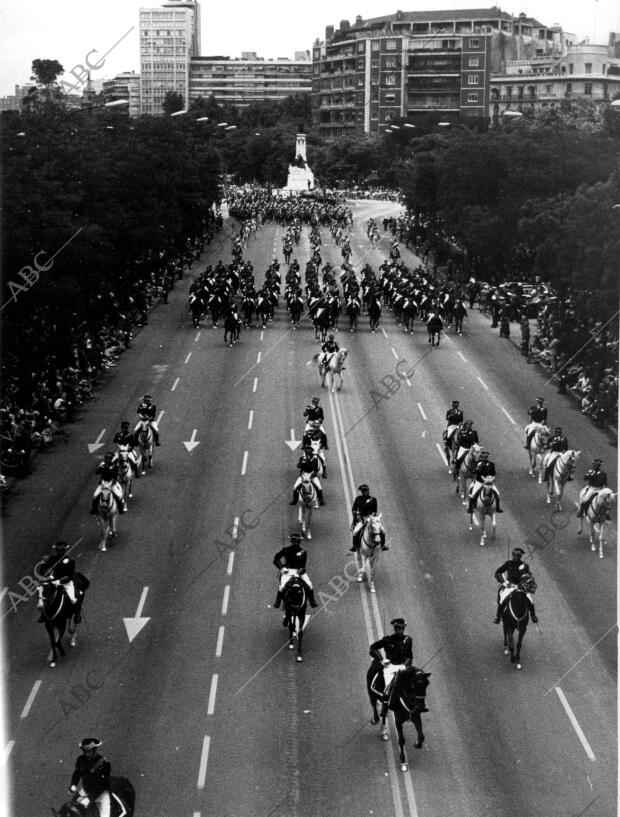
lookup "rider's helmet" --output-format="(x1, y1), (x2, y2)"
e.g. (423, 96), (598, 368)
(358, 484), (369, 493)
(463, 420), (473, 428)
(536, 396), (545, 404)
(303, 444), (313, 452)
(329, 333), (335, 340)
(143, 394), (152, 402)
(121, 421), (130, 428)
(79, 738), (102, 752)
(390, 617), (406, 629)
(554, 426), (562, 433)
(511, 547), (525, 558)
(53, 541), (69, 552)
(289, 532), (302, 542)
(451, 400), (460, 406)
(311, 397), (320, 405)
(593, 458), (603, 466)
(103, 451), (114, 461)
(479, 449), (489, 457)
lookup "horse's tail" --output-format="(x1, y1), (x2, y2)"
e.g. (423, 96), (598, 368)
(308, 354), (320, 367)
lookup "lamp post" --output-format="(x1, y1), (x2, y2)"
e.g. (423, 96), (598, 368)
(45, 98), (130, 160)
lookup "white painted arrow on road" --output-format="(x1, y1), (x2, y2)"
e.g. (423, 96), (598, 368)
(183, 429), (200, 452)
(285, 429), (302, 451)
(123, 587), (150, 643)
(87, 429), (106, 454)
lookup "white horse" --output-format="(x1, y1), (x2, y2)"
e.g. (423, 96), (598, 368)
(95, 481), (118, 552)
(310, 349), (348, 393)
(136, 419), (154, 474)
(468, 477), (497, 546)
(526, 424), (550, 480)
(577, 487), (616, 558)
(114, 444), (138, 510)
(542, 449), (580, 511)
(296, 475), (318, 539)
(456, 444), (480, 503)
(356, 513), (385, 592)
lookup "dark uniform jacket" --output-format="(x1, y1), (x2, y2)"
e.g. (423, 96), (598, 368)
(302, 429), (328, 450)
(137, 401), (156, 420)
(70, 753), (111, 798)
(113, 430), (137, 447)
(456, 428), (479, 448)
(528, 405), (548, 423)
(96, 461), (120, 482)
(297, 454), (321, 474)
(370, 633), (413, 665)
(473, 460), (496, 483)
(352, 495), (378, 519)
(547, 434), (569, 452)
(273, 544), (307, 572)
(38, 553), (76, 582)
(445, 408), (463, 425)
(494, 558), (530, 584)
(584, 468), (608, 488)
(304, 405), (324, 423)
(322, 340), (339, 353)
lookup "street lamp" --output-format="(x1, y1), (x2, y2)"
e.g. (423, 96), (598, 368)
(170, 109), (187, 117)
(46, 98), (130, 159)
(502, 110), (523, 119)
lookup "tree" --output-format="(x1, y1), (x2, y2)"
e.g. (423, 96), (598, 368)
(24, 59), (65, 108)
(162, 91), (184, 116)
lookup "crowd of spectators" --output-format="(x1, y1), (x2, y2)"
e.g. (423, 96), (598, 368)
(0, 214), (220, 483)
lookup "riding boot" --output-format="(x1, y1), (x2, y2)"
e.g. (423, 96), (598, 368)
(380, 532), (389, 551)
(307, 587), (318, 608)
(576, 503), (585, 518)
(495, 497), (504, 513)
(467, 497), (475, 514)
(89, 497), (98, 515)
(154, 429), (161, 446)
(349, 533), (360, 553)
(493, 602), (504, 624)
(317, 488), (325, 506)
(529, 603), (538, 624)
(115, 496), (125, 514)
(273, 591), (282, 609)
(289, 489), (300, 506)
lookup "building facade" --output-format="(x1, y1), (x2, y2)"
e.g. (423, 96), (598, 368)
(312, 7), (567, 138)
(103, 72), (142, 117)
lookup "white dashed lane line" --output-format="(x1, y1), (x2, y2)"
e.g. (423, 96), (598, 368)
(458, 352), (467, 362)
(501, 407), (516, 424)
(221, 585), (230, 616)
(241, 451), (248, 476)
(476, 376), (489, 390)
(197, 736), (211, 789)
(185, 352), (192, 364)
(248, 410), (253, 430)
(417, 403), (427, 421)
(215, 626), (225, 657)
(253, 377), (258, 393)
(381, 328), (388, 339)
(256, 351), (262, 364)
(391, 347), (399, 360)
(20, 680), (42, 719)
(171, 377), (179, 392)
(435, 442), (449, 467)
(227, 552), (235, 576)
(555, 687), (596, 761)
(157, 410), (165, 425)
(207, 674), (218, 715)
(195, 331), (201, 342)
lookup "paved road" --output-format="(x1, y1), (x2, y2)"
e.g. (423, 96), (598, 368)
(2, 200), (616, 817)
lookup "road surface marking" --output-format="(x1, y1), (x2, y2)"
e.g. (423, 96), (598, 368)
(458, 352), (467, 362)
(185, 352), (192, 364)
(248, 410), (253, 429)
(477, 376), (489, 390)
(417, 403), (427, 421)
(2, 741), (15, 765)
(435, 442), (449, 467)
(194, 332), (201, 342)
(391, 347), (399, 360)
(252, 377), (258, 393)
(215, 626), (225, 657)
(501, 407), (516, 424)
(197, 735), (210, 789)
(157, 411), (164, 425)
(20, 680), (42, 719)
(555, 687), (596, 761)
(0, 587), (8, 603)
(227, 552), (235, 576)
(241, 451), (248, 476)
(260, 330), (264, 341)
(221, 585), (230, 616)
(171, 377), (179, 392)
(381, 328), (388, 338)
(207, 674), (218, 715)
(232, 517), (239, 540)
(256, 351), (262, 364)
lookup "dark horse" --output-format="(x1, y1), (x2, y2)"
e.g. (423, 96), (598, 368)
(281, 573), (308, 662)
(52, 776), (135, 817)
(223, 310), (241, 346)
(502, 583), (533, 670)
(368, 297), (381, 332)
(426, 313), (443, 347)
(367, 660), (430, 771)
(38, 575), (89, 667)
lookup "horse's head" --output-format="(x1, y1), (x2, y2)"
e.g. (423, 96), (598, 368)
(117, 445), (130, 461)
(99, 480), (114, 498)
(283, 576), (305, 609)
(519, 573), (537, 594)
(300, 476), (314, 501)
(369, 513), (384, 540)
(567, 450), (581, 472)
(337, 349), (348, 365)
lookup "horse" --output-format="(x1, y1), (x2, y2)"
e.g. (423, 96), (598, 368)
(136, 419), (154, 474)
(288, 295), (304, 329)
(468, 477), (498, 545)
(368, 298), (381, 332)
(281, 572), (308, 662)
(542, 449), (580, 510)
(502, 586), (532, 670)
(114, 445), (137, 510)
(426, 313), (443, 346)
(310, 348), (348, 393)
(256, 295), (273, 329)
(526, 424), (550, 480)
(443, 423), (460, 468)
(367, 661), (430, 772)
(355, 513), (385, 593)
(296, 475), (318, 539)
(223, 311), (241, 346)
(577, 487), (615, 558)
(95, 481), (118, 552)
(346, 297), (360, 332)
(456, 444), (480, 502)
(240, 295), (256, 328)
(311, 305), (331, 342)
(37, 574), (89, 667)
(189, 293), (204, 328)
(401, 298), (418, 333)
(52, 776), (135, 817)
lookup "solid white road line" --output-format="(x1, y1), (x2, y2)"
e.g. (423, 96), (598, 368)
(185, 352), (192, 364)
(458, 352), (467, 362)
(2, 741), (15, 765)
(207, 674), (218, 715)
(215, 626), (225, 658)
(381, 328), (388, 338)
(391, 347), (399, 360)
(221, 585), (230, 616)
(195, 332), (201, 342)
(435, 442), (449, 467)
(248, 410), (253, 430)
(197, 735), (210, 789)
(501, 407), (516, 425)
(417, 403), (427, 421)
(20, 680), (42, 719)
(555, 687), (596, 761)
(252, 377), (258, 393)
(256, 351), (262, 364)
(226, 552), (235, 576)
(171, 377), (179, 392)
(476, 376), (489, 390)
(241, 451), (248, 476)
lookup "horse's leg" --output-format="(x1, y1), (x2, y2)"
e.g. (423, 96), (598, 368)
(555, 480), (562, 512)
(490, 511), (497, 541)
(380, 709), (389, 741)
(479, 512), (486, 546)
(367, 552), (376, 593)
(598, 520), (605, 559)
(412, 712), (425, 749)
(396, 713), (408, 770)
(514, 625), (525, 669)
(98, 517), (107, 552)
(141, 448), (146, 475)
(503, 622), (512, 656)
(46, 623), (58, 667)
(296, 620), (304, 662)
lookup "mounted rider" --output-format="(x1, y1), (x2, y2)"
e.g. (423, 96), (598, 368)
(453, 420), (478, 471)
(369, 619), (423, 706)
(35, 541), (85, 623)
(493, 548), (538, 623)
(320, 334), (339, 368)
(112, 421), (140, 475)
(303, 397), (325, 432)
(467, 449), (503, 513)
(524, 397), (548, 449)
(69, 738), (111, 817)
(135, 394), (161, 446)
(302, 420), (329, 476)
(349, 484), (388, 552)
(444, 400), (463, 449)
(90, 452), (125, 514)
(273, 533), (318, 618)
(576, 458), (611, 519)
(543, 426), (571, 482)
(290, 445), (325, 506)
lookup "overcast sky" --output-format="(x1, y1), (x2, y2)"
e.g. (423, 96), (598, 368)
(1, 0), (619, 96)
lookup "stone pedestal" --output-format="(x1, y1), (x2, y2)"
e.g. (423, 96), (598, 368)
(284, 133), (315, 194)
